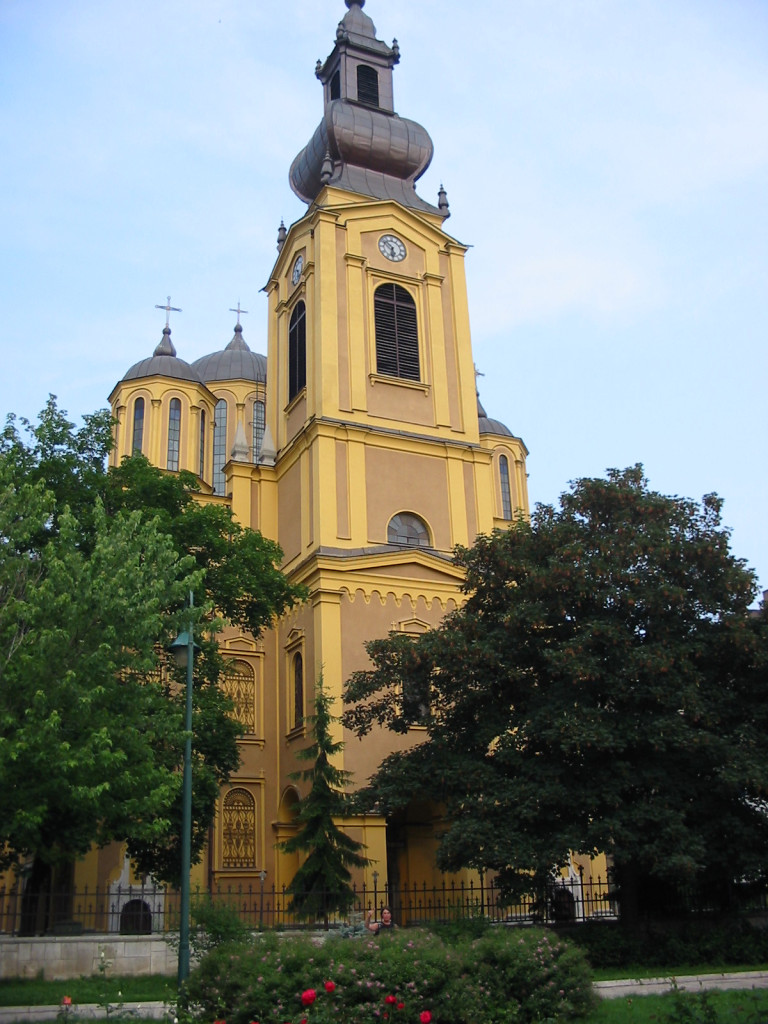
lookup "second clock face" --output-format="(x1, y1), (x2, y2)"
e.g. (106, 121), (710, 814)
(291, 255), (304, 285)
(378, 234), (407, 262)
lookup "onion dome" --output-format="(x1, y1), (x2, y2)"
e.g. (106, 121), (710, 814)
(121, 326), (204, 384)
(477, 396), (513, 437)
(290, 0), (445, 218)
(193, 323), (267, 383)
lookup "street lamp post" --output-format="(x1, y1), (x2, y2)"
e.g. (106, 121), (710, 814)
(169, 592), (198, 992)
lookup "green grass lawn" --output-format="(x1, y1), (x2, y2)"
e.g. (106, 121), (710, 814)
(588, 986), (768, 1023)
(0, 974), (175, 1007)
(591, 962), (768, 981)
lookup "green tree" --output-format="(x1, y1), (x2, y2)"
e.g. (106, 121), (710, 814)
(344, 466), (768, 923)
(0, 398), (304, 886)
(280, 681), (369, 925)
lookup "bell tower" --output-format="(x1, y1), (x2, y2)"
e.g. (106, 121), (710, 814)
(264, 0), (529, 826)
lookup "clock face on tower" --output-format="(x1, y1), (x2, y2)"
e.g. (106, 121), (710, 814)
(378, 234), (407, 262)
(291, 254), (304, 285)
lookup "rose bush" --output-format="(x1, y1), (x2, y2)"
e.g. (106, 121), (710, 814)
(185, 926), (594, 1024)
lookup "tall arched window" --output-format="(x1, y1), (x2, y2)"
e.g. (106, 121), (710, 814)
(292, 652), (304, 729)
(499, 455), (513, 520)
(252, 400), (265, 463)
(213, 399), (227, 494)
(357, 64), (379, 106)
(387, 512), (430, 547)
(199, 410), (206, 479)
(222, 660), (256, 734)
(222, 789), (256, 869)
(289, 302), (306, 401)
(374, 284), (419, 381)
(132, 398), (144, 454)
(167, 398), (181, 471)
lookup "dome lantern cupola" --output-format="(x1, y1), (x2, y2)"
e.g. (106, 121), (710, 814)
(289, 0), (445, 218)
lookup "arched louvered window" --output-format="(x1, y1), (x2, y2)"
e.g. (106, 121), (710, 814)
(289, 302), (306, 401)
(253, 400), (265, 463)
(499, 454), (513, 520)
(387, 512), (430, 547)
(292, 652), (304, 729)
(222, 660), (256, 734)
(167, 399), (181, 471)
(330, 69), (341, 100)
(132, 398), (144, 454)
(213, 399), (227, 494)
(375, 284), (419, 381)
(357, 64), (379, 107)
(199, 410), (206, 479)
(222, 789), (256, 869)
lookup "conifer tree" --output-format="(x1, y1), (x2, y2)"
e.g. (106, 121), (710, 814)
(280, 680), (369, 926)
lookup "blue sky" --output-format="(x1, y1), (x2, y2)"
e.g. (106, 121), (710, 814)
(2, 0), (767, 597)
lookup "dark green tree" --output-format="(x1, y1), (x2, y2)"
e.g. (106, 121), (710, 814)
(0, 398), (304, 886)
(344, 466), (768, 923)
(280, 680), (369, 926)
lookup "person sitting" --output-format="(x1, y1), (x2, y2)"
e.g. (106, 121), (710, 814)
(365, 907), (394, 934)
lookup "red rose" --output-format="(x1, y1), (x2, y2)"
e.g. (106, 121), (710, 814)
(397, 1004), (405, 1011)
(301, 990), (317, 1007)
(324, 981), (336, 993)
(385, 995), (397, 1005)
(62, 998), (72, 1007)
(420, 1013), (432, 1024)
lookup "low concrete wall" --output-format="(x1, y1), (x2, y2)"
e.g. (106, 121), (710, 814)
(0, 935), (177, 981)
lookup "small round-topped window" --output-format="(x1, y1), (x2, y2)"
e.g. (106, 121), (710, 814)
(387, 512), (430, 547)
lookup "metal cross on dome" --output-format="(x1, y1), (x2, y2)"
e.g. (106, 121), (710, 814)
(229, 302), (249, 325)
(155, 296), (182, 326)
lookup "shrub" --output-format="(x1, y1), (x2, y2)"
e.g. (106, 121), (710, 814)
(185, 926), (595, 1024)
(567, 918), (768, 970)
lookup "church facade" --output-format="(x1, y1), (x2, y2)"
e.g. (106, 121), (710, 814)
(104, 0), (529, 901)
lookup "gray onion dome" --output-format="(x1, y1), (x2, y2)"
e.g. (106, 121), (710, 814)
(192, 323), (267, 383)
(121, 326), (204, 384)
(477, 397), (513, 437)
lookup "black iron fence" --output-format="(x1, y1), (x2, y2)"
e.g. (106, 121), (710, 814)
(2, 874), (766, 937)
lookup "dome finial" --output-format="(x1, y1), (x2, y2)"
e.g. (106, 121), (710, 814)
(277, 219), (287, 252)
(229, 301), (249, 327)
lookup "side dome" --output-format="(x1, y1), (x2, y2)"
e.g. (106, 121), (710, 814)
(121, 326), (204, 385)
(477, 397), (513, 437)
(193, 323), (267, 383)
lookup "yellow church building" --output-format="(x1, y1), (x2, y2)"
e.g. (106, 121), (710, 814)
(93, 0), (532, 916)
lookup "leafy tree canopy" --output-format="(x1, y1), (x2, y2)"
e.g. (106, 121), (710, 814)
(280, 680), (369, 923)
(0, 398), (304, 884)
(344, 466), (768, 918)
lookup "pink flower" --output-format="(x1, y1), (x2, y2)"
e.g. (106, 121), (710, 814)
(62, 998), (72, 1007)
(301, 990), (317, 1007)
(324, 981), (336, 993)
(420, 1013), (432, 1024)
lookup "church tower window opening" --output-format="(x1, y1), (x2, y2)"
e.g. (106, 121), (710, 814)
(374, 284), (419, 381)
(132, 397), (144, 454)
(387, 512), (430, 547)
(330, 68), (341, 100)
(213, 399), (227, 494)
(253, 400), (265, 462)
(199, 410), (206, 479)
(167, 399), (181, 471)
(357, 65), (379, 107)
(222, 788), (256, 869)
(289, 301), (307, 401)
(292, 651), (304, 730)
(499, 454), (513, 520)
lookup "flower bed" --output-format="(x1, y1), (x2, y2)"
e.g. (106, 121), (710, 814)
(186, 926), (595, 1024)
